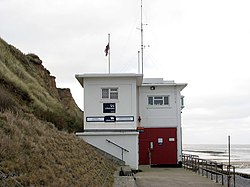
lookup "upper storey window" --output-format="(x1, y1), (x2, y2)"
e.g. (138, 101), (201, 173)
(102, 88), (118, 99)
(148, 96), (169, 106)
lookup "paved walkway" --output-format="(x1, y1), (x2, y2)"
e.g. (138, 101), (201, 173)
(135, 165), (223, 187)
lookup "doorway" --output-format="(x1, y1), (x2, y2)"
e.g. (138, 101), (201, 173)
(139, 128), (177, 165)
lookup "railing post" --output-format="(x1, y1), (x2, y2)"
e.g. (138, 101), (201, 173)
(186, 155), (188, 168)
(206, 160), (208, 178)
(192, 156), (194, 171)
(198, 159), (201, 175)
(106, 139), (129, 163)
(222, 164), (224, 186)
(121, 149), (124, 162)
(233, 166), (235, 187)
(194, 157), (196, 172)
(182, 155), (185, 169)
(227, 165), (232, 187)
(202, 160), (204, 176)
(215, 162), (218, 183)
(210, 162), (213, 180)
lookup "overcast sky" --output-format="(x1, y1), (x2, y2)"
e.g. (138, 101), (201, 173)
(1, 0), (250, 144)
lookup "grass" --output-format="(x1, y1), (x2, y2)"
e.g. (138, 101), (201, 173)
(0, 87), (16, 112)
(0, 111), (117, 186)
(0, 37), (118, 186)
(0, 37), (82, 132)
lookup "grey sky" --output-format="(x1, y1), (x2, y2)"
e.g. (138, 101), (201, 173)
(1, 0), (250, 144)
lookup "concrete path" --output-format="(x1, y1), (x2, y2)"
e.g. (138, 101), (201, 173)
(135, 165), (223, 187)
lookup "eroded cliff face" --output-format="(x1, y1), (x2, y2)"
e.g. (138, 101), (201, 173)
(0, 37), (117, 186)
(0, 37), (83, 132)
(57, 88), (82, 119)
(25, 53), (60, 99)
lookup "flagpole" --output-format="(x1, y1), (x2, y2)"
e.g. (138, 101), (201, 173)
(108, 33), (111, 74)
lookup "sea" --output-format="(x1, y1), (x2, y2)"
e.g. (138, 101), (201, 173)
(183, 144), (250, 175)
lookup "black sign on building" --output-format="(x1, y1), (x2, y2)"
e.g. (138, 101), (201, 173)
(104, 116), (116, 122)
(103, 103), (116, 113)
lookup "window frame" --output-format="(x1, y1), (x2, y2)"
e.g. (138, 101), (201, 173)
(101, 88), (118, 100)
(147, 95), (170, 106)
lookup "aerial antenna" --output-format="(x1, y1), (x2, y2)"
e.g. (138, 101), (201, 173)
(140, 0), (144, 75)
(138, 51), (140, 74)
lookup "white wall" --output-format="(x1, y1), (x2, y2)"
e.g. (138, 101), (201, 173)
(139, 85), (183, 128)
(76, 132), (139, 170)
(139, 85), (184, 163)
(83, 77), (138, 130)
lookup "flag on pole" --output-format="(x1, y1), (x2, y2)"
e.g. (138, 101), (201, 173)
(104, 43), (110, 56)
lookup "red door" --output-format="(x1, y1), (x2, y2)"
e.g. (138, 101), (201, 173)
(139, 128), (177, 165)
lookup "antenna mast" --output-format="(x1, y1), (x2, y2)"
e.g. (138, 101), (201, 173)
(138, 51), (140, 74)
(140, 0), (144, 75)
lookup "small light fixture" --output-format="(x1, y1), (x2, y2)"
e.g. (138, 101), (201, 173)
(138, 116), (141, 122)
(150, 86), (155, 90)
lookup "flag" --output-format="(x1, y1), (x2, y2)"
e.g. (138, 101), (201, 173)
(104, 43), (110, 56)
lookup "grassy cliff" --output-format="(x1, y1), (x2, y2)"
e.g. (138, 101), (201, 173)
(0, 37), (82, 132)
(0, 37), (117, 186)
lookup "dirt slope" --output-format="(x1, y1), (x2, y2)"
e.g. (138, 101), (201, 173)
(0, 37), (117, 186)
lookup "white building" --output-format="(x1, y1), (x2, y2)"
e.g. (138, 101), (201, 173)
(138, 78), (187, 165)
(75, 73), (187, 169)
(75, 74), (143, 170)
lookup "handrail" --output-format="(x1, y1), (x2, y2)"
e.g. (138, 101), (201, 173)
(182, 154), (236, 187)
(106, 139), (129, 152)
(106, 139), (129, 162)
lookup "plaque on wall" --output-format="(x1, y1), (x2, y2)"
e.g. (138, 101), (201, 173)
(104, 116), (116, 122)
(103, 103), (116, 113)
(86, 116), (134, 122)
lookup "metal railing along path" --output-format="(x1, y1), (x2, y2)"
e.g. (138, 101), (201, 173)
(182, 154), (236, 187)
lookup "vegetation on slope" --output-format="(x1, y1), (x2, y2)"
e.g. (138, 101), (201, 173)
(0, 37), (82, 132)
(0, 37), (118, 186)
(0, 111), (116, 186)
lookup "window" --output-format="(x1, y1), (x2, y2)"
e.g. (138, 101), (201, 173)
(102, 88), (118, 99)
(110, 88), (118, 99)
(148, 96), (169, 106)
(102, 89), (109, 99)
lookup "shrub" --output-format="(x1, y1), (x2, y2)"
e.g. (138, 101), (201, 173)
(0, 89), (16, 112)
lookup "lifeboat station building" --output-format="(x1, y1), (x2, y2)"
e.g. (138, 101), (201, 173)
(75, 73), (187, 170)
